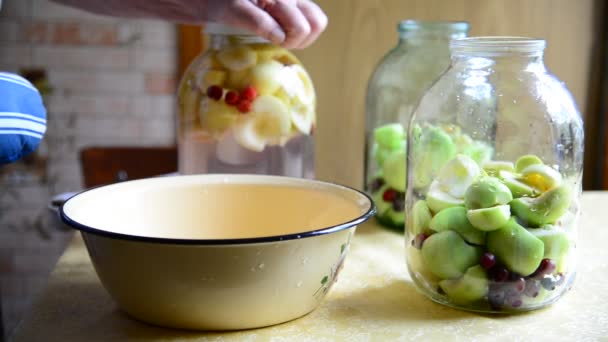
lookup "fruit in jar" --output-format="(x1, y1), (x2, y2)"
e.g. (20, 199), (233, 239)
(232, 95), (291, 152)
(251, 60), (284, 95)
(466, 205), (511, 232)
(436, 154), (480, 198)
(464, 177), (513, 209)
(374, 123), (405, 150)
(439, 265), (489, 305)
(412, 126), (456, 190)
(421, 230), (483, 279)
(515, 154), (544, 173)
(426, 181), (465, 214)
(518, 164), (562, 192)
(510, 185), (571, 227)
(410, 200), (432, 236)
(200, 70), (228, 89)
(501, 177), (539, 198)
(482, 161), (515, 176)
(487, 218), (544, 276)
(429, 206), (486, 245)
(382, 151), (407, 191)
(529, 225), (570, 272)
(217, 45), (257, 71)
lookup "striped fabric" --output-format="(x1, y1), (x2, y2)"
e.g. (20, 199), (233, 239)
(0, 71), (47, 165)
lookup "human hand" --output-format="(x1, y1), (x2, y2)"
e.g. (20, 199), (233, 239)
(205, 0), (328, 49)
(51, 0), (328, 49)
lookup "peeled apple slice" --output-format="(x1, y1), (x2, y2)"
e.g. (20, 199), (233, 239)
(217, 45), (257, 71)
(374, 123), (405, 150)
(519, 164), (562, 192)
(290, 103), (314, 135)
(251, 60), (284, 95)
(382, 150), (407, 191)
(437, 154), (480, 198)
(232, 95), (290, 152)
(278, 65), (315, 106)
(466, 204), (511, 231)
(291, 64), (315, 106)
(426, 181), (465, 214)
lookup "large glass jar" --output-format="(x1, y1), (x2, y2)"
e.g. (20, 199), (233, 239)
(405, 37), (584, 313)
(177, 24), (315, 178)
(365, 21), (469, 231)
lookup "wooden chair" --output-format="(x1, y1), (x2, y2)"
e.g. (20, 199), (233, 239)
(79, 146), (178, 188)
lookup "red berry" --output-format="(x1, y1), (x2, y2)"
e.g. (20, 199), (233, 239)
(206, 85), (223, 100)
(480, 253), (497, 269)
(224, 91), (240, 105)
(241, 85), (257, 101)
(532, 258), (556, 278)
(382, 189), (397, 202)
(237, 100), (252, 113)
(492, 267), (510, 282)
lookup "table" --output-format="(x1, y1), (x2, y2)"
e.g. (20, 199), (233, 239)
(13, 193), (608, 341)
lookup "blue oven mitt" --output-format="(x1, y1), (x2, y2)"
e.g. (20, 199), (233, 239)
(0, 71), (47, 165)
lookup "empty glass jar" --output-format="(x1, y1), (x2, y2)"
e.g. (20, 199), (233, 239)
(177, 24), (315, 178)
(365, 21), (469, 230)
(405, 37), (584, 312)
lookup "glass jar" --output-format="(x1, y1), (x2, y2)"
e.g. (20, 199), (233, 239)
(365, 21), (469, 231)
(177, 24), (315, 178)
(405, 37), (584, 313)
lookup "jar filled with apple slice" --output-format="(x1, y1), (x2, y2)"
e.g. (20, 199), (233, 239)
(177, 23), (316, 177)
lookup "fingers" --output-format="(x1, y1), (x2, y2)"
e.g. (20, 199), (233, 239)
(295, 0), (327, 48)
(262, 0), (310, 49)
(222, 1), (286, 45)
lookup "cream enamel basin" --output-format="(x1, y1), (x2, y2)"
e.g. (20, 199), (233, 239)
(60, 174), (375, 331)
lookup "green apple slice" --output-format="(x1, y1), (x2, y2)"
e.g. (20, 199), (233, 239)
(515, 154), (544, 173)
(217, 45), (257, 71)
(510, 185), (571, 227)
(464, 177), (513, 209)
(374, 123), (405, 150)
(422, 230), (483, 279)
(482, 161), (515, 177)
(529, 225), (571, 273)
(519, 164), (562, 192)
(426, 181), (465, 214)
(439, 265), (489, 305)
(382, 150), (407, 191)
(501, 177), (539, 198)
(487, 218), (544, 276)
(429, 206), (486, 245)
(466, 204), (511, 231)
(410, 200), (432, 235)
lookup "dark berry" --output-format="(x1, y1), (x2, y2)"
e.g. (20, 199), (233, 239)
(224, 90), (240, 105)
(533, 258), (556, 278)
(524, 280), (540, 298)
(382, 189), (398, 202)
(541, 277), (557, 291)
(513, 277), (526, 293)
(368, 178), (385, 193)
(491, 267), (510, 282)
(241, 85), (257, 101)
(413, 233), (428, 249)
(206, 85), (223, 100)
(488, 290), (505, 310)
(237, 100), (252, 113)
(480, 253), (496, 269)
(509, 298), (523, 308)
(392, 197), (405, 212)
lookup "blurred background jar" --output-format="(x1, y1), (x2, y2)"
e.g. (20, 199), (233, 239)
(405, 37), (584, 313)
(177, 24), (316, 178)
(365, 20), (469, 231)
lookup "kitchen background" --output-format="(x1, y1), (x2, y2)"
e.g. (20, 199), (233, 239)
(0, 0), (604, 340)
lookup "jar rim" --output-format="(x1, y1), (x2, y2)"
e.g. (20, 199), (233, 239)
(450, 36), (546, 56)
(398, 20), (469, 33)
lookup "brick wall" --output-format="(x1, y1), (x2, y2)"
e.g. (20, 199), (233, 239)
(0, 0), (178, 338)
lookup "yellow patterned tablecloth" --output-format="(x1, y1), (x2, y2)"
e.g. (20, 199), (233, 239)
(14, 193), (608, 341)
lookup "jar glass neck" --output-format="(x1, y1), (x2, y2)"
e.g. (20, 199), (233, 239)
(398, 20), (469, 43)
(209, 34), (268, 48)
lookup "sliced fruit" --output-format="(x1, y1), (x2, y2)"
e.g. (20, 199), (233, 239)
(226, 68), (252, 89)
(487, 218), (545, 276)
(290, 105), (314, 135)
(482, 161), (515, 176)
(510, 185), (572, 227)
(410, 200), (432, 236)
(251, 60), (284, 95)
(382, 150), (407, 191)
(217, 45), (257, 71)
(464, 177), (513, 209)
(374, 123), (405, 150)
(519, 164), (562, 192)
(501, 177), (539, 198)
(461, 141), (493, 166)
(466, 205), (511, 231)
(232, 95), (290, 152)
(290, 64), (315, 106)
(429, 206), (486, 245)
(200, 109), (238, 135)
(216, 131), (264, 165)
(426, 181), (465, 214)
(412, 126), (456, 190)
(372, 184), (392, 218)
(529, 225), (571, 273)
(200, 69), (227, 89)
(253, 43), (288, 62)
(421, 230), (483, 279)
(439, 265), (488, 305)
(515, 154), (543, 173)
(437, 154), (481, 198)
